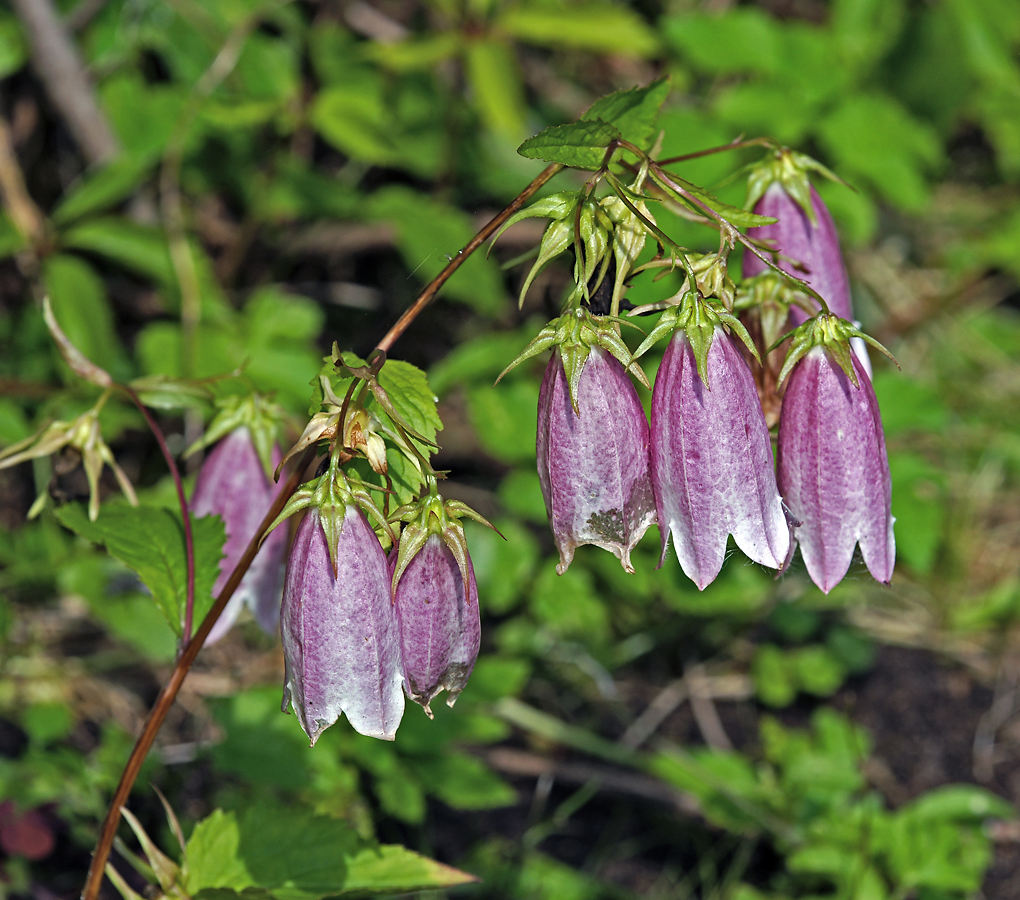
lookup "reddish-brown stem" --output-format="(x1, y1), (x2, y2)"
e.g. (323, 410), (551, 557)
(120, 384), (197, 644)
(374, 162), (563, 354)
(80, 448), (314, 900)
(657, 136), (774, 166)
(84, 159), (567, 900)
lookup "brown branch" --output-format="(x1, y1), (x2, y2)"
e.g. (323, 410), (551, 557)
(374, 162), (564, 354)
(10, 0), (120, 165)
(80, 448), (315, 900)
(0, 115), (44, 247)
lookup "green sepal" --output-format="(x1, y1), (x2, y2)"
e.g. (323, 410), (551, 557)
(389, 479), (500, 603)
(488, 190), (580, 250)
(517, 218), (573, 308)
(184, 392), (285, 480)
(576, 199), (612, 293)
(632, 291), (759, 389)
(734, 271), (810, 351)
(775, 313), (898, 388)
(745, 148), (846, 226)
(263, 458), (394, 576)
(498, 307), (647, 413)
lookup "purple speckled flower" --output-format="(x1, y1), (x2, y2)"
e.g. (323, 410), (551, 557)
(743, 183), (853, 326)
(191, 427), (287, 643)
(536, 346), (656, 574)
(651, 329), (790, 589)
(281, 506), (404, 743)
(778, 346), (895, 593)
(393, 534), (480, 715)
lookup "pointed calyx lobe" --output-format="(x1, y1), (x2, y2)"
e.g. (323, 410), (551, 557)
(281, 507), (404, 743)
(393, 534), (480, 716)
(651, 329), (790, 589)
(190, 427), (287, 643)
(537, 346), (656, 575)
(778, 347), (894, 593)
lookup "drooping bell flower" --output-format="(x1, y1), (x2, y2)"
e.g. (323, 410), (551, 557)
(276, 464), (404, 743)
(506, 307), (655, 575)
(776, 316), (895, 593)
(191, 427), (287, 643)
(743, 151), (852, 323)
(638, 292), (790, 589)
(390, 484), (491, 715)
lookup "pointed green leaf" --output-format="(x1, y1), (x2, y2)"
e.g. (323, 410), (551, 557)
(518, 119), (621, 169)
(582, 78), (670, 150)
(55, 504), (225, 636)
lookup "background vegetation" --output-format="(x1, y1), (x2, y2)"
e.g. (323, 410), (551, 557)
(1, 0), (1019, 897)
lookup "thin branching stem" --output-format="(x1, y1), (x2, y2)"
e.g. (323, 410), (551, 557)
(375, 162), (563, 354)
(119, 384), (196, 645)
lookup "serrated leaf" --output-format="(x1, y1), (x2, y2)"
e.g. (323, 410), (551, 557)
(582, 78), (670, 150)
(55, 504), (225, 636)
(186, 801), (474, 898)
(376, 360), (442, 446)
(518, 119), (621, 169)
(343, 845), (476, 893)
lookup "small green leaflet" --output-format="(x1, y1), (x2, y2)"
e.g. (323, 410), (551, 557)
(517, 119), (621, 169)
(376, 359), (442, 446)
(55, 503), (225, 636)
(186, 802), (475, 898)
(582, 78), (670, 150)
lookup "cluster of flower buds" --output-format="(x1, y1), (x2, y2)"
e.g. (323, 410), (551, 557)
(496, 146), (896, 596)
(267, 354), (493, 743)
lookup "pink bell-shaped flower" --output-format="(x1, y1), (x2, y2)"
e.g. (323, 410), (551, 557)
(191, 427), (287, 643)
(280, 503), (404, 743)
(537, 345), (656, 575)
(650, 325), (790, 590)
(393, 534), (480, 715)
(778, 344), (895, 593)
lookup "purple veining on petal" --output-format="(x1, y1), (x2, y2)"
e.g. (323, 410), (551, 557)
(393, 534), (480, 715)
(777, 346), (895, 593)
(650, 329), (790, 589)
(281, 507), (404, 743)
(536, 347), (656, 574)
(191, 427), (287, 643)
(743, 183), (854, 324)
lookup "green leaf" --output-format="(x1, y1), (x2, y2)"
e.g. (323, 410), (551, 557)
(465, 38), (527, 139)
(0, 14), (27, 80)
(751, 644), (797, 708)
(817, 94), (943, 211)
(888, 451), (945, 575)
(376, 359), (442, 446)
(187, 810), (253, 891)
(662, 10), (785, 76)
(467, 380), (538, 464)
(531, 565), (609, 644)
(903, 784), (1016, 822)
(55, 503), (225, 636)
(498, 5), (661, 57)
(61, 217), (175, 285)
(52, 158), (153, 226)
(517, 119), (621, 169)
(186, 800), (475, 898)
(44, 254), (130, 382)
(343, 845), (477, 894)
(581, 78), (670, 150)
(410, 752), (516, 810)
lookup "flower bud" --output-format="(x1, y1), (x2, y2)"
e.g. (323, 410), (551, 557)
(393, 534), (480, 716)
(191, 427), (287, 643)
(281, 505), (404, 743)
(777, 346), (895, 593)
(651, 329), (790, 589)
(743, 182), (853, 324)
(537, 346), (656, 575)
